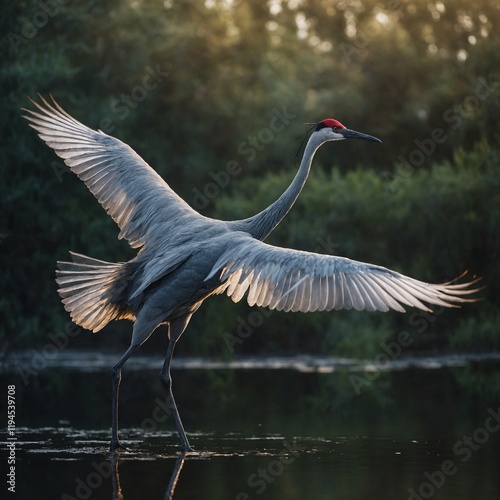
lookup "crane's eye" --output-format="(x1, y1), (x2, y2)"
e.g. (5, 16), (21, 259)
(332, 126), (339, 132)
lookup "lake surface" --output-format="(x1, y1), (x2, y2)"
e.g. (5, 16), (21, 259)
(1, 352), (500, 499)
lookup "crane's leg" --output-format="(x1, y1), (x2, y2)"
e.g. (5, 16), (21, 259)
(111, 345), (139, 451)
(111, 317), (160, 452)
(160, 315), (193, 452)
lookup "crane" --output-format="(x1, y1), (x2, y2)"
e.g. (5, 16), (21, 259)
(24, 95), (480, 452)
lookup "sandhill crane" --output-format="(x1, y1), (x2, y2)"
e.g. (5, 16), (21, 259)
(24, 95), (480, 452)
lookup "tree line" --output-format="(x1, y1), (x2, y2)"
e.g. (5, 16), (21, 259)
(2, 0), (499, 356)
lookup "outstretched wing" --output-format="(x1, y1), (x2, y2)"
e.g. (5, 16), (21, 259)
(207, 234), (481, 313)
(23, 95), (203, 249)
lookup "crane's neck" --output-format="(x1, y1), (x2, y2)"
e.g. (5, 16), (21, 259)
(234, 132), (325, 241)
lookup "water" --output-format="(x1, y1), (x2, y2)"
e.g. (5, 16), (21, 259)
(2, 352), (500, 499)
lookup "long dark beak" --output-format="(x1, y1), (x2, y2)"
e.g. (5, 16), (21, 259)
(341, 128), (381, 143)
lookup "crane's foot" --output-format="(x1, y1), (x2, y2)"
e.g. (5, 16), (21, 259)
(110, 439), (128, 452)
(177, 428), (194, 453)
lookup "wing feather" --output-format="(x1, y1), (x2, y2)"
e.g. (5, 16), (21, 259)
(316, 275), (328, 311)
(354, 274), (394, 312)
(350, 274), (374, 311)
(23, 95), (204, 249)
(207, 234), (481, 314)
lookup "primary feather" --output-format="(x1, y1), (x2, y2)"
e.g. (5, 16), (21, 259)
(24, 95), (204, 249)
(207, 233), (481, 314)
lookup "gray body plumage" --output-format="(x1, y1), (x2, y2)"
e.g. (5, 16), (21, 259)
(23, 96), (480, 451)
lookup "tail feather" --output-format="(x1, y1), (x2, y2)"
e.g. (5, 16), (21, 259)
(56, 252), (132, 332)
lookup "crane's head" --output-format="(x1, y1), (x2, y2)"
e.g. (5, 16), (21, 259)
(315, 118), (381, 143)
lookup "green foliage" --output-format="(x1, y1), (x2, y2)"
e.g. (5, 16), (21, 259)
(208, 143), (499, 356)
(1, 0), (499, 356)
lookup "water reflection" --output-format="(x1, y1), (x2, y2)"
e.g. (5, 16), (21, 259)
(111, 450), (187, 500)
(110, 451), (187, 500)
(164, 452), (186, 500)
(6, 424), (500, 499)
(110, 452), (123, 500)
(2, 353), (500, 499)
